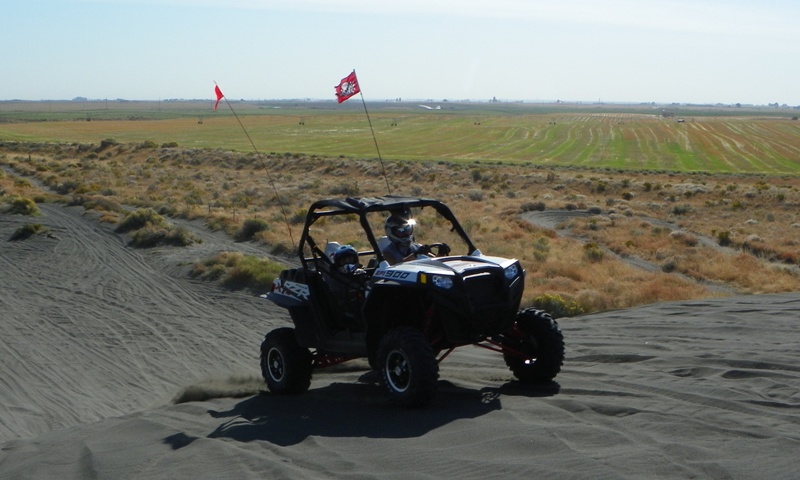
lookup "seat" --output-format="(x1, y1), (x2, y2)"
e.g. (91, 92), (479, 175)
(317, 241), (365, 331)
(323, 241), (341, 263)
(377, 236), (391, 252)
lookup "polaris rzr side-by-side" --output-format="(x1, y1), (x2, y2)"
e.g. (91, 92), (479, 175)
(262, 195), (564, 407)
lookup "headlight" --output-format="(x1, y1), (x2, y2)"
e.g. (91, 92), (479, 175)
(431, 275), (454, 289)
(504, 264), (519, 280)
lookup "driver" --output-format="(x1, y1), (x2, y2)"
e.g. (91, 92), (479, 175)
(381, 215), (430, 265)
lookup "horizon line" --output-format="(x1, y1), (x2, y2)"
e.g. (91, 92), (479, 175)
(2, 98), (798, 108)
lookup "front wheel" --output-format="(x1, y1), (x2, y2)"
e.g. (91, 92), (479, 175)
(502, 308), (564, 383)
(260, 327), (313, 394)
(377, 327), (439, 408)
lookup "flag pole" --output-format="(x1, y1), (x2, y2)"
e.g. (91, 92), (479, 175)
(352, 70), (392, 195)
(213, 81), (295, 246)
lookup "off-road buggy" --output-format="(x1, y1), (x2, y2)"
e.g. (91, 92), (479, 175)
(262, 195), (564, 407)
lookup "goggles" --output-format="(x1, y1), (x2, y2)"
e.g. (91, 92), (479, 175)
(392, 224), (413, 237)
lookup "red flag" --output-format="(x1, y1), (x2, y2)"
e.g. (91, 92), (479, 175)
(335, 71), (360, 103)
(213, 85), (224, 110)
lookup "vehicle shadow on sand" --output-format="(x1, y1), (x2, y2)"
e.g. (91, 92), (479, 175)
(201, 377), (560, 447)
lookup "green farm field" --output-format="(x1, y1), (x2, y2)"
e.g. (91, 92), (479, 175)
(2, 100), (800, 174)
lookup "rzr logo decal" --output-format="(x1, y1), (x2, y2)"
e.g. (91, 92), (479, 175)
(275, 280), (310, 300)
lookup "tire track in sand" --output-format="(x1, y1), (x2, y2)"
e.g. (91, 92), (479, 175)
(0, 204), (288, 441)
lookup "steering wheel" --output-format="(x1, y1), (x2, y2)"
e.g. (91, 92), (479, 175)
(418, 243), (451, 257)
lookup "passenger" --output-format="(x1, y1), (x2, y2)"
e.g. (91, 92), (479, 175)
(333, 245), (366, 275)
(330, 245), (367, 322)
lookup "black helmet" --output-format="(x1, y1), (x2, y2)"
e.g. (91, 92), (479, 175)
(385, 215), (414, 247)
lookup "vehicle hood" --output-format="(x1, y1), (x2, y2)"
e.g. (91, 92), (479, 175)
(387, 255), (516, 276)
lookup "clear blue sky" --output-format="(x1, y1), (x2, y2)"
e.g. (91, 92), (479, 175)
(4, 0), (798, 105)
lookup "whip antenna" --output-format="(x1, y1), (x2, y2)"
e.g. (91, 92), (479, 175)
(335, 69), (392, 194)
(214, 81), (295, 246)
(358, 90), (391, 194)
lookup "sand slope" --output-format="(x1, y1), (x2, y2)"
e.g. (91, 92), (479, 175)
(1, 204), (798, 479)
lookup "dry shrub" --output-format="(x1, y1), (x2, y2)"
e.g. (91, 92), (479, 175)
(531, 236), (551, 262)
(717, 230), (733, 246)
(684, 251), (794, 293)
(526, 293), (585, 318)
(129, 225), (169, 247)
(575, 289), (613, 313)
(193, 252), (284, 291)
(582, 243), (605, 262)
(777, 251), (798, 264)
(6, 196), (40, 216)
(661, 257), (679, 273)
(520, 201), (546, 212)
(539, 260), (585, 282)
(117, 208), (199, 247)
(70, 194), (123, 213)
(192, 252), (241, 280)
(501, 229), (525, 241)
(567, 261), (713, 311)
(116, 208), (164, 233)
(669, 230), (699, 246)
(236, 218), (270, 242)
(206, 214), (241, 235)
(9, 223), (47, 241)
(632, 276), (715, 304)
(98, 212), (120, 224)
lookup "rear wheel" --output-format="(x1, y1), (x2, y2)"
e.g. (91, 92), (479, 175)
(260, 327), (313, 394)
(503, 308), (564, 383)
(377, 327), (439, 408)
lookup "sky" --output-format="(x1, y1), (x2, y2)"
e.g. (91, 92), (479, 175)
(3, 0), (799, 105)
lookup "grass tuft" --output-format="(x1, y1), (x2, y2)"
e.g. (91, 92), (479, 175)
(117, 208), (199, 247)
(527, 293), (585, 318)
(235, 218), (270, 242)
(192, 252), (284, 292)
(9, 223), (47, 241)
(116, 208), (165, 233)
(6, 196), (41, 216)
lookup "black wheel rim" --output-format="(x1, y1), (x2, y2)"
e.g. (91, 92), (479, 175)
(507, 333), (540, 363)
(267, 347), (285, 382)
(385, 349), (410, 393)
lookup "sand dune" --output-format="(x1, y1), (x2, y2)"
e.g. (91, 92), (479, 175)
(1, 204), (798, 479)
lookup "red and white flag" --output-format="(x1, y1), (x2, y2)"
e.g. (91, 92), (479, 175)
(335, 71), (360, 103)
(213, 85), (224, 110)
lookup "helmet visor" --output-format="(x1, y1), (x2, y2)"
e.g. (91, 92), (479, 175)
(336, 253), (358, 266)
(392, 223), (413, 238)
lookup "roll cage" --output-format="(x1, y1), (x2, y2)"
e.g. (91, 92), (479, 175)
(296, 195), (478, 272)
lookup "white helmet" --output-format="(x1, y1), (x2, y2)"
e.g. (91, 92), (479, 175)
(385, 215), (414, 248)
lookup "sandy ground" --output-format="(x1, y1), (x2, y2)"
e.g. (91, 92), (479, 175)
(1, 203), (799, 479)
